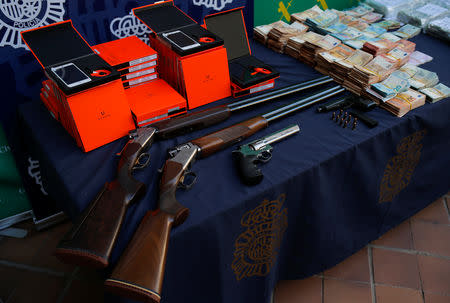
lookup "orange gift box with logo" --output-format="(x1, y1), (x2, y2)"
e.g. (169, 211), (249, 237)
(21, 20), (135, 152)
(133, 1), (231, 109)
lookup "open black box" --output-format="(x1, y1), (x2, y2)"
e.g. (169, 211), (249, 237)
(133, 1), (224, 56)
(21, 20), (120, 95)
(204, 7), (279, 89)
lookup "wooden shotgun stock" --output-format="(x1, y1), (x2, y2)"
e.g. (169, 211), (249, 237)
(54, 128), (157, 268)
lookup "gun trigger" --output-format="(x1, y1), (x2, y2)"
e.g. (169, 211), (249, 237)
(178, 170), (197, 190)
(132, 153), (151, 170)
(257, 150), (272, 163)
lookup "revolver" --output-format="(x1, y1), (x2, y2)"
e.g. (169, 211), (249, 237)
(232, 125), (300, 185)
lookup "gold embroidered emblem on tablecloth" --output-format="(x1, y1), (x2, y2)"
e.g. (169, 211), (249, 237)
(231, 194), (288, 281)
(379, 129), (427, 203)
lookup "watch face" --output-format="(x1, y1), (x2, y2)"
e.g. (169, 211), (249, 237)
(51, 63), (91, 88)
(163, 31), (200, 50)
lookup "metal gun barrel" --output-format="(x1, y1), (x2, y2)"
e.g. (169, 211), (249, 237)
(263, 86), (345, 122)
(229, 76), (332, 112)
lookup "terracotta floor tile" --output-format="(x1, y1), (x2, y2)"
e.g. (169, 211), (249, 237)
(323, 247), (370, 282)
(2, 265), (65, 303)
(413, 198), (449, 224)
(424, 292), (450, 303)
(372, 220), (414, 250)
(372, 248), (420, 289)
(274, 276), (322, 303)
(61, 279), (104, 303)
(323, 279), (371, 303)
(417, 255), (450, 296)
(0, 227), (49, 265)
(375, 285), (423, 303)
(31, 222), (75, 273)
(411, 220), (450, 257)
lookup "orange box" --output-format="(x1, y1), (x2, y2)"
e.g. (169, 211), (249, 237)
(21, 20), (135, 152)
(125, 79), (187, 127)
(204, 8), (279, 96)
(133, 1), (231, 109)
(93, 36), (158, 70)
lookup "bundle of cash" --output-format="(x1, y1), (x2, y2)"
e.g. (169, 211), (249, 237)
(333, 49), (374, 78)
(347, 55), (398, 88)
(331, 27), (364, 41)
(291, 5), (323, 23)
(381, 88), (426, 116)
(420, 83), (450, 103)
(365, 0), (418, 20)
(426, 16), (450, 41)
(340, 15), (359, 25)
(268, 22), (308, 43)
(395, 40), (416, 53)
(362, 38), (398, 55)
(385, 47), (411, 66)
(305, 9), (340, 29)
(393, 24), (421, 39)
(370, 70), (411, 100)
(344, 35), (379, 50)
(363, 24), (387, 38)
(315, 44), (355, 80)
(398, 2), (449, 28)
(254, 21), (289, 45)
(408, 67), (439, 89)
(399, 63), (419, 78)
(378, 32), (402, 42)
(347, 19), (370, 31)
(299, 35), (339, 66)
(319, 22), (348, 35)
(373, 19), (403, 30)
(285, 35), (306, 59)
(360, 12), (384, 23)
(344, 3), (375, 17)
(407, 51), (433, 66)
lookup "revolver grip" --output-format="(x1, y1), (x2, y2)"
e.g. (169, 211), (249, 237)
(232, 151), (263, 186)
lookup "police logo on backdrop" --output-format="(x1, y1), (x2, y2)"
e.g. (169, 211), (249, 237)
(110, 12), (151, 44)
(192, 0), (235, 11)
(379, 129), (427, 203)
(232, 194), (288, 281)
(0, 0), (66, 49)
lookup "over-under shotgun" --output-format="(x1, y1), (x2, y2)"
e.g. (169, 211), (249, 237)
(54, 76), (333, 268)
(104, 85), (345, 303)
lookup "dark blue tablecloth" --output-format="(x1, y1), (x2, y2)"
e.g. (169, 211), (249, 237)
(15, 34), (450, 303)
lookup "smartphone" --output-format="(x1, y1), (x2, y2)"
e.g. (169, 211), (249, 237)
(50, 63), (92, 88)
(162, 30), (200, 51)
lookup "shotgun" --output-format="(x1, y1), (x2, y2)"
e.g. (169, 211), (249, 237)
(54, 76), (333, 268)
(104, 85), (345, 303)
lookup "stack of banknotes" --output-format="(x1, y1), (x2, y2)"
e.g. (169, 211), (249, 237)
(254, 21), (289, 45)
(408, 51), (434, 66)
(393, 24), (422, 39)
(381, 89), (426, 116)
(266, 21), (309, 53)
(420, 83), (450, 103)
(397, 1), (449, 28)
(426, 16), (450, 41)
(253, 2), (448, 116)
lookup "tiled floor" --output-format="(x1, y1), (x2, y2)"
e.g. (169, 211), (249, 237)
(275, 193), (450, 303)
(0, 194), (449, 303)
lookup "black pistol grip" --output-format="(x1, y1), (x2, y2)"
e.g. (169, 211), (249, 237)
(233, 151), (263, 186)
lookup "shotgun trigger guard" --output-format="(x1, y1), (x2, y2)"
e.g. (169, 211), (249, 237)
(257, 150), (272, 163)
(132, 153), (151, 170)
(178, 170), (197, 190)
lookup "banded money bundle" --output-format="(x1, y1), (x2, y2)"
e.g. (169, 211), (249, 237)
(360, 12), (383, 24)
(254, 21), (289, 45)
(381, 88), (426, 117)
(344, 3), (375, 17)
(409, 67), (439, 89)
(315, 44), (355, 78)
(420, 83), (450, 103)
(290, 5), (323, 23)
(370, 70), (411, 100)
(373, 20), (403, 30)
(285, 35), (305, 59)
(267, 22), (309, 53)
(394, 24), (421, 39)
(362, 39), (398, 56)
(385, 47), (411, 66)
(408, 51), (434, 66)
(333, 50), (373, 80)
